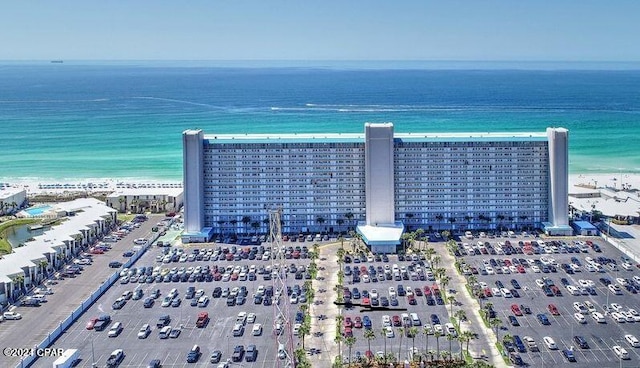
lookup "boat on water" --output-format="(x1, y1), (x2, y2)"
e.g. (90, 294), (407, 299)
(50, 60), (63, 63)
(28, 224), (44, 231)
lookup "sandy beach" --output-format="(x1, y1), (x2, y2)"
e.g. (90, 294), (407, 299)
(2, 172), (639, 196)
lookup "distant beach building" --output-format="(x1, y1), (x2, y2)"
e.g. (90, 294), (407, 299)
(182, 123), (571, 252)
(105, 187), (183, 214)
(0, 187), (27, 215)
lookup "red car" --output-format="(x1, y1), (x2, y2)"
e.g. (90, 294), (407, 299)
(548, 304), (560, 315)
(423, 286), (432, 295)
(86, 317), (98, 330)
(504, 259), (512, 267)
(344, 317), (353, 328)
(484, 288), (493, 297)
(392, 315), (401, 327)
(407, 295), (417, 305)
(362, 297), (370, 306)
(365, 350), (374, 359)
(517, 265), (526, 273)
(354, 316), (362, 328)
(511, 304), (522, 316)
(89, 247), (104, 254)
(343, 327), (353, 337)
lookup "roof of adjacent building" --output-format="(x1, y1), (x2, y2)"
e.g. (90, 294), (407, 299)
(356, 222), (405, 245)
(107, 187), (183, 198)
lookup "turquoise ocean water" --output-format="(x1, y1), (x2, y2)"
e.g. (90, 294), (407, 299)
(1, 61), (639, 181)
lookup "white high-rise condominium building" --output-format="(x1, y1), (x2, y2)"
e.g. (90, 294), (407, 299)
(183, 123), (570, 252)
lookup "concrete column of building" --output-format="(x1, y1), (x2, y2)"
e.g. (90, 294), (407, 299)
(547, 127), (569, 226)
(364, 123), (395, 225)
(183, 130), (205, 233)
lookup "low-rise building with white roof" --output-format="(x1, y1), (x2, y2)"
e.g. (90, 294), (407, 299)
(0, 187), (27, 215)
(0, 198), (116, 305)
(105, 187), (183, 214)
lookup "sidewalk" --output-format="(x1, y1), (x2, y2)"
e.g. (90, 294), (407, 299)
(439, 247), (509, 368)
(309, 242), (340, 366)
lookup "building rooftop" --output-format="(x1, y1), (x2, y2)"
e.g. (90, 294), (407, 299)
(356, 222), (405, 245)
(204, 131), (548, 145)
(107, 187), (183, 198)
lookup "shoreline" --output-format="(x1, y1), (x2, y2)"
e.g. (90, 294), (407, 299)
(2, 172), (639, 196)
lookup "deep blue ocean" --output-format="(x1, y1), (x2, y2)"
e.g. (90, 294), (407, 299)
(1, 62), (639, 181)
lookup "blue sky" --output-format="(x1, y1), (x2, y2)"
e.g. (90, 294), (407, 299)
(2, 1), (639, 61)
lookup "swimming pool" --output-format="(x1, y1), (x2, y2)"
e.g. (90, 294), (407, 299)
(23, 205), (52, 217)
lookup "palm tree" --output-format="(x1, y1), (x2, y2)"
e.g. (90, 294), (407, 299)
(460, 330), (475, 360)
(364, 329), (376, 358)
(434, 330), (442, 361)
(336, 218), (345, 232)
(448, 217), (456, 231)
(344, 211), (354, 229)
(448, 295), (457, 315)
(489, 317), (502, 343)
(415, 228), (425, 250)
(316, 216), (326, 232)
(335, 335), (343, 359)
(496, 214), (505, 231)
(440, 275), (451, 292)
(241, 216), (251, 234)
(345, 336), (356, 366)
(262, 218), (270, 234)
(432, 255), (442, 269)
(464, 215), (473, 230)
(435, 214), (444, 231)
(425, 247), (436, 265)
(229, 219), (238, 235)
(381, 329), (388, 365)
(446, 333), (455, 361)
(250, 221), (260, 234)
(422, 326), (431, 361)
(454, 309), (467, 331)
(408, 327), (419, 361)
(397, 326), (404, 362)
(299, 322), (311, 349)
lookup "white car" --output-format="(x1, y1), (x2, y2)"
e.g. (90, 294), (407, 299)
(108, 322), (123, 337)
(535, 279), (545, 288)
(137, 324), (151, 339)
(584, 300), (596, 313)
(3, 311), (22, 320)
(616, 277), (628, 286)
(543, 336), (557, 350)
(388, 287), (396, 298)
(609, 284), (623, 295)
(370, 289), (379, 299)
(574, 313), (586, 324)
(613, 345), (630, 360)
(627, 309), (640, 322)
(252, 324), (262, 336)
(531, 265), (541, 273)
(625, 334), (640, 348)
(591, 312), (606, 323)
(611, 303), (623, 312)
(384, 326), (394, 338)
(573, 302), (587, 313)
(382, 315), (391, 327)
(611, 312), (626, 323)
(247, 313), (256, 324)
(567, 285), (580, 296)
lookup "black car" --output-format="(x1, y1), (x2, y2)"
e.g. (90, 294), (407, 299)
(509, 353), (524, 366)
(508, 315), (520, 326)
(510, 289), (520, 298)
(510, 279), (521, 289)
(147, 359), (161, 368)
(109, 261), (124, 268)
(212, 287), (222, 298)
(143, 298), (155, 308)
(562, 349), (577, 362)
(157, 315), (171, 328)
(573, 335), (589, 349)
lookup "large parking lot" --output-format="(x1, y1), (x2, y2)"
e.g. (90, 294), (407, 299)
(38, 241), (313, 367)
(338, 251), (461, 363)
(459, 234), (640, 367)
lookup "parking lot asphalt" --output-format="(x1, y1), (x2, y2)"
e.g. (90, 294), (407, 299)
(336, 250), (463, 365)
(0, 214), (164, 368)
(38, 240), (314, 368)
(459, 234), (640, 368)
